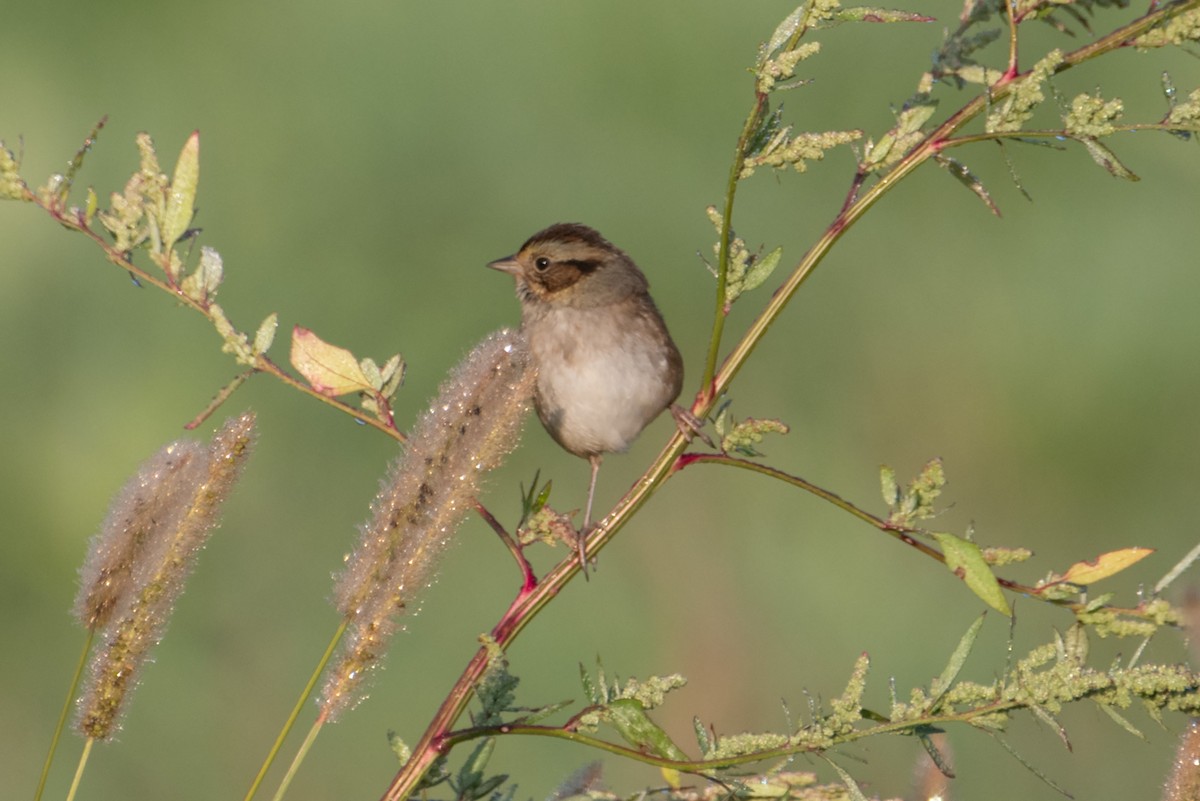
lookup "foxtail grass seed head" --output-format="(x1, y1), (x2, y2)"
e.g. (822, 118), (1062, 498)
(74, 440), (208, 630)
(321, 329), (533, 721)
(1164, 719), (1200, 801)
(76, 413), (256, 739)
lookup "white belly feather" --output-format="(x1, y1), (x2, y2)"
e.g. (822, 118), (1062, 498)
(528, 305), (676, 457)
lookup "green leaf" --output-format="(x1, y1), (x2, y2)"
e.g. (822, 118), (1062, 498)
(65, 118), (106, 187)
(821, 756), (868, 801)
(509, 699), (572, 726)
(917, 729), (956, 778)
(455, 738), (506, 800)
(990, 734), (1073, 796)
(742, 246), (783, 292)
(746, 107), (786, 158)
(766, 5), (806, 54)
(864, 102), (937, 171)
(835, 6), (935, 22)
(604, 699), (689, 760)
(0, 141), (28, 200)
(162, 130), (200, 250)
(379, 353), (405, 396)
(180, 245), (223, 303)
(253, 313), (279, 355)
(930, 613), (985, 711)
(579, 663), (601, 705)
(693, 716), (714, 756)
(936, 154), (1001, 217)
(933, 532), (1011, 615)
(1080, 137), (1140, 181)
(1096, 702), (1145, 739)
(84, 186), (98, 225)
(387, 730), (411, 764)
(361, 359), (385, 394)
(880, 465), (899, 507)
(1028, 703), (1072, 751)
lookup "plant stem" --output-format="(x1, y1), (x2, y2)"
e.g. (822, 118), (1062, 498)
(32, 629), (92, 801)
(63, 738), (93, 801)
(244, 620), (347, 801)
(31, 203), (406, 442)
(699, 90), (769, 405)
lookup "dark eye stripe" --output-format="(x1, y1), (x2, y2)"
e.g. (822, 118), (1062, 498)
(562, 258), (600, 273)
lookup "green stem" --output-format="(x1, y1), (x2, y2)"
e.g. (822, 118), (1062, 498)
(269, 719), (324, 801)
(244, 620), (347, 801)
(63, 738), (93, 801)
(32, 629), (93, 801)
(946, 120), (1200, 149)
(699, 91), (769, 405)
(432, 698), (1030, 775)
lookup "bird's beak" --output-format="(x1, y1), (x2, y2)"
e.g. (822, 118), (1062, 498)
(487, 256), (521, 276)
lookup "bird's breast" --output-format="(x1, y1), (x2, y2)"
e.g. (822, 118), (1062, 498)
(525, 301), (680, 458)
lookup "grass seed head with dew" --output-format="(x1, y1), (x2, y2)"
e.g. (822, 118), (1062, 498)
(321, 328), (534, 721)
(75, 413), (257, 739)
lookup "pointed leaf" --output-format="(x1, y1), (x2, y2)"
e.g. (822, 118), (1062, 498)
(290, 326), (372, 397)
(934, 532), (1011, 615)
(579, 663), (600, 705)
(1096, 702), (1145, 739)
(693, 717), (714, 756)
(836, 6), (935, 22)
(880, 465), (899, 507)
(937, 154), (1002, 216)
(162, 130), (200, 249)
(1080, 137), (1139, 180)
(510, 699), (572, 726)
(930, 613), (985, 710)
(0, 140), (28, 200)
(387, 730), (411, 764)
(254, 313), (279, 354)
(990, 734), (1074, 796)
(379, 353), (405, 395)
(821, 757), (869, 801)
(1029, 704), (1072, 751)
(84, 186), (99, 225)
(917, 730), (956, 778)
(181, 246), (223, 303)
(767, 6), (806, 54)
(743, 246), (783, 292)
(604, 699), (688, 760)
(1060, 547), (1153, 585)
(456, 738), (496, 788)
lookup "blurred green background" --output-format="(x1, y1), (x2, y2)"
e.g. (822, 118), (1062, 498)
(3, 2), (1198, 799)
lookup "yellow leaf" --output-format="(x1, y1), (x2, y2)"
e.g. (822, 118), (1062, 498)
(290, 326), (371, 397)
(1060, 547), (1154, 585)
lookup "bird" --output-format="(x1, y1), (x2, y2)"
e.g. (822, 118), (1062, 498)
(488, 223), (684, 572)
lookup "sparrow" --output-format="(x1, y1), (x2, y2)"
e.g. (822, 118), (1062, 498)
(488, 223), (684, 571)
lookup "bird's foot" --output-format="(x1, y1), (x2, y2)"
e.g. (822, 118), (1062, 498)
(671, 404), (717, 450)
(574, 524), (595, 581)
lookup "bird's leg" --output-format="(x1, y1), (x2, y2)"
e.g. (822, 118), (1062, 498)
(671, 403), (716, 449)
(576, 454), (603, 577)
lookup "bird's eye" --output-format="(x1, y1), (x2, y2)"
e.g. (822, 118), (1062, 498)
(534, 257), (550, 271)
